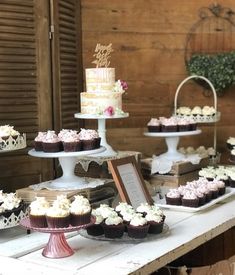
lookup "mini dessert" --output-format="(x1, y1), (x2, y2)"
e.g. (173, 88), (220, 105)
(145, 210), (164, 234)
(191, 106), (202, 117)
(46, 196), (70, 228)
(127, 213), (149, 239)
(102, 211), (125, 239)
(94, 204), (115, 219)
(202, 106), (216, 117)
(70, 195), (91, 226)
(59, 129), (82, 152)
(29, 197), (50, 228)
(160, 117), (178, 132)
(227, 137), (235, 150)
(147, 118), (161, 132)
(230, 149), (235, 162)
(86, 208), (104, 236)
(78, 128), (98, 150)
(181, 191), (199, 208)
(177, 118), (190, 132)
(213, 180), (225, 196)
(0, 125), (20, 140)
(42, 130), (62, 152)
(176, 106), (191, 116)
(0, 192), (24, 218)
(115, 202), (133, 216)
(165, 189), (181, 205)
(34, 132), (46, 151)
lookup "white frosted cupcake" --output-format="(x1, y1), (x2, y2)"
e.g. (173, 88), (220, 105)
(29, 197), (50, 228)
(127, 213), (149, 239)
(102, 211), (125, 239)
(70, 195), (91, 226)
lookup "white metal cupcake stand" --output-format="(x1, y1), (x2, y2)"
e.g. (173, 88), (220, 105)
(144, 75), (220, 162)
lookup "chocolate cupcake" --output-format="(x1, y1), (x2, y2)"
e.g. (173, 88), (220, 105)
(127, 214), (149, 239)
(145, 211), (164, 234)
(147, 118), (161, 132)
(34, 132), (46, 151)
(165, 189), (182, 206)
(42, 130), (62, 152)
(102, 212), (125, 239)
(70, 195), (91, 226)
(29, 197), (50, 228)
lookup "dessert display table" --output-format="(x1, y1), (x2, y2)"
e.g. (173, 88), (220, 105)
(144, 129), (201, 161)
(28, 147), (106, 190)
(74, 113), (129, 157)
(1, 195), (235, 274)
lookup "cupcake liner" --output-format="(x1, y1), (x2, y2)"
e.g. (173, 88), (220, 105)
(86, 224), (104, 236)
(127, 224), (150, 239)
(182, 198), (199, 208)
(148, 221), (164, 234)
(178, 125), (190, 132)
(161, 125), (178, 132)
(102, 223), (125, 239)
(70, 211), (91, 226)
(63, 141), (82, 152)
(34, 141), (43, 151)
(42, 141), (63, 152)
(46, 215), (70, 228)
(29, 214), (47, 228)
(147, 125), (161, 132)
(165, 195), (182, 206)
(95, 137), (101, 148)
(81, 139), (96, 151)
(218, 187), (226, 196)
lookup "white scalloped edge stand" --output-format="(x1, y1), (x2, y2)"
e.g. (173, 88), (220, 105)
(174, 75), (220, 156)
(0, 134), (26, 152)
(0, 207), (29, 229)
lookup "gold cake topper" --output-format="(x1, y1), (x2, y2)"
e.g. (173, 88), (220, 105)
(92, 43), (113, 68)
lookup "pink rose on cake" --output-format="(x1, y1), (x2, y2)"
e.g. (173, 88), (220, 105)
(104, 106), (114, 116)
(113, 80), (128, 93)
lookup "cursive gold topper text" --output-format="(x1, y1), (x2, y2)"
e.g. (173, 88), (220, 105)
(92, 43), (113, 68)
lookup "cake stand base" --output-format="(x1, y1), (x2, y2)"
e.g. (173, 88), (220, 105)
(42, 232), (74, 258)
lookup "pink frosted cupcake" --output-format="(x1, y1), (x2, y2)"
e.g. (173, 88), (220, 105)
(42, 130), (62, 152)
(160, 117), (178, 132)
(147, 118), (161, 132)
(213, 180), (225, 196)
(165, 189), (181, 205)
(59, 129), (82, 152)
(181, 190), (199, 208)
(34, 132), (46, 151)
(78, 129), (98, 150)
(177, 118), (190, 132)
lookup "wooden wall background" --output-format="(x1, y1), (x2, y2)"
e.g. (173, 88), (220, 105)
(81, 0), (235, 162)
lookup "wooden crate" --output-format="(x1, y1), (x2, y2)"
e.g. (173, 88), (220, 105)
(149, 170), (199, 188)
(141, 157), (210, 176)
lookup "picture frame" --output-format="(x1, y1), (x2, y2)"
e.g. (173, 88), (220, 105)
(108, 156), (154, 209)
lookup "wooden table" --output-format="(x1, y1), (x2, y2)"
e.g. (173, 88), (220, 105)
(0, 196), (235, 275)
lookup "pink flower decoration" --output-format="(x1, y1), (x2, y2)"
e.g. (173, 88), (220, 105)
(121, 80), (128, 90)
(104, 106), (114, 116)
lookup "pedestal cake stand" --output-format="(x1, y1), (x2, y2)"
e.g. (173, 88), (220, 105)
(28, 147), (106, 190)
(144, 130), (201, 161)
(20, 217), (95, 258)
(74, 113), (129, 157)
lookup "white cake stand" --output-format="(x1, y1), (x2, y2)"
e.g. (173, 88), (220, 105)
(74, 113), (129, 157)
(28, 147), (106, 190)
(144, 129), (201, 161)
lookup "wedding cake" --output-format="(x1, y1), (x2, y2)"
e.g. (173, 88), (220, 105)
(80, 43), (128, 116)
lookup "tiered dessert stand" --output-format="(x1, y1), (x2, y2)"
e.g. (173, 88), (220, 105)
(0, 134), (28, 229)
(144, 75), (220, 162)
(74, 112), (129, 157)
(28, 146), (106, 190)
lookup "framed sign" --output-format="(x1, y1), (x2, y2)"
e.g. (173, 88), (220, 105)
(108, 156), (153, 209)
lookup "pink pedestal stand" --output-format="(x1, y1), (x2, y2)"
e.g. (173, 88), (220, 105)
(20, 217), (94, 258)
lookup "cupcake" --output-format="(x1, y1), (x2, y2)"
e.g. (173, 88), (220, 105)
(147, 118), (161, 132)
(136, 203), (152, 217)
(78, 128), (97, 150)
(46, 195), (71, 228)
(102, 211), (125, 239)
(95, 204), (115, 219)
(215, 173), (230, 187)
(127, 213), (150, 239)
(230, 149), (235, 162)
(213, 180), (226, 196)
(70, 195), (91, 226)
(120, 208), (136, 231)
(176, 106), (191, 117)
(86, 209), (104, 236)
(194, 189), (206, 206)
(227, 137), (235, 150)
(42, 130), (62, 152)
(115, 202), (134, 217)
(181, 191), (199, 208)
(191, 106), (202, 118)
(59, 129), (82, 152)
(145, 210), (164, 234)
(165, 189), (181, 206)
(160, 117), (178, 132)
(34, 132), (46, 151)
(29, 197), (50, 228)
(197, 183), (212, 203)
(207, 182), (219, 199)
(177, 118), (190, 132)
(0, 192), (23, 218)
